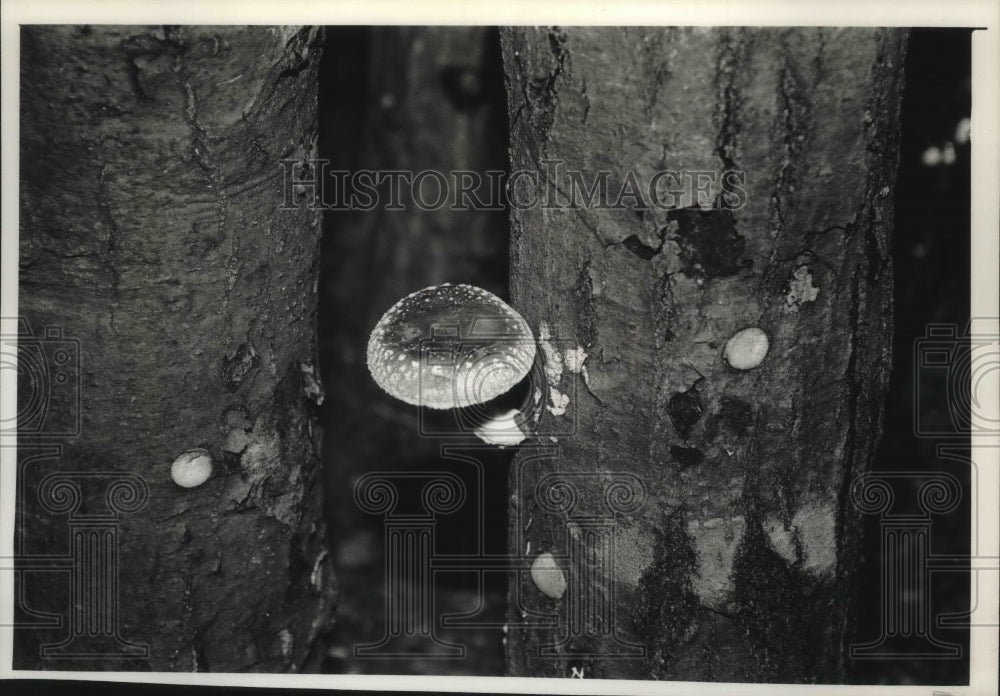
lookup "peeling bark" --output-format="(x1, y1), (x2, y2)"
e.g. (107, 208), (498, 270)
(501, 27), (906, 682)
(17, 25), (335, 671)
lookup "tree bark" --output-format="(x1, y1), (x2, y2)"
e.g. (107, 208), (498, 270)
(17, 25), (335, 671)
(501, 27), (906, 682)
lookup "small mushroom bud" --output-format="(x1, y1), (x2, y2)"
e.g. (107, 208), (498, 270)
(367, 284), (536, 409)
(170, 448), (213, 488)
(723, 327), (770, 370)
(530, 552), (567, 599)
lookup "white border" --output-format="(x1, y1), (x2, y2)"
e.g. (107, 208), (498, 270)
(969, 26), (1000, 696)
(1, 1), (998, 693)
(0, 0), (997, 28)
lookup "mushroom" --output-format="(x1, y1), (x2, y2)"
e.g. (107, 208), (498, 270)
(473, 408), (527, 447)
(367, 284), (536, 409)
(723, 327), (770, 370)
(530, 552), (567, 599)
(170, 448), (214, 488)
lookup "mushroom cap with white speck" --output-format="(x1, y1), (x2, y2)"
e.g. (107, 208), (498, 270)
(367, 284), (536, 409)
(723, 327), (770, 370)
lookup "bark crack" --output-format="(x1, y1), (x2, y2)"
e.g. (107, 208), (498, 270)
(835, 269), (863, 565)
(97, 165), (122, 334)
(572, 261), (597, 347)
(519, 27), (570, 152)
(169, 31), (237, 311)
(714, 29), (744, 172)
(766, 32), (813, 278)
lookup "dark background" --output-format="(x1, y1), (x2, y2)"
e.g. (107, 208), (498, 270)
(851, 27), (972, 686)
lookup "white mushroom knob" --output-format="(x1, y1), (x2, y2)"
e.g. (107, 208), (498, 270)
(367, 284), (536, 409)
(723, 327), (770, 370)
(530, 552), (567, 599)
(170, 448), (213, 488)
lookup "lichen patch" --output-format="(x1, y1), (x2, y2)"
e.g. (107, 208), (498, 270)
(794, 502), (836, 575)
(547, 387), (570, 416)
(614, 527), (657, 589)
(687, 515), (746, 607)
(538, 321), (564, 386)
(785, 265), (819, 308)
(565, 346), (587, 373)
(762, 503), (837, 576)
(763, 516), (796, 565)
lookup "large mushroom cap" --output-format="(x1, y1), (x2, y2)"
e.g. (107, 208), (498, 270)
(367, 284), (536, 410)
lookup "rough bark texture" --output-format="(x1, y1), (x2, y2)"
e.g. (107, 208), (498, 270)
(501, 27), (906, 682)
(17, 26), (335, 671)
(318, 27), (509, 674)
